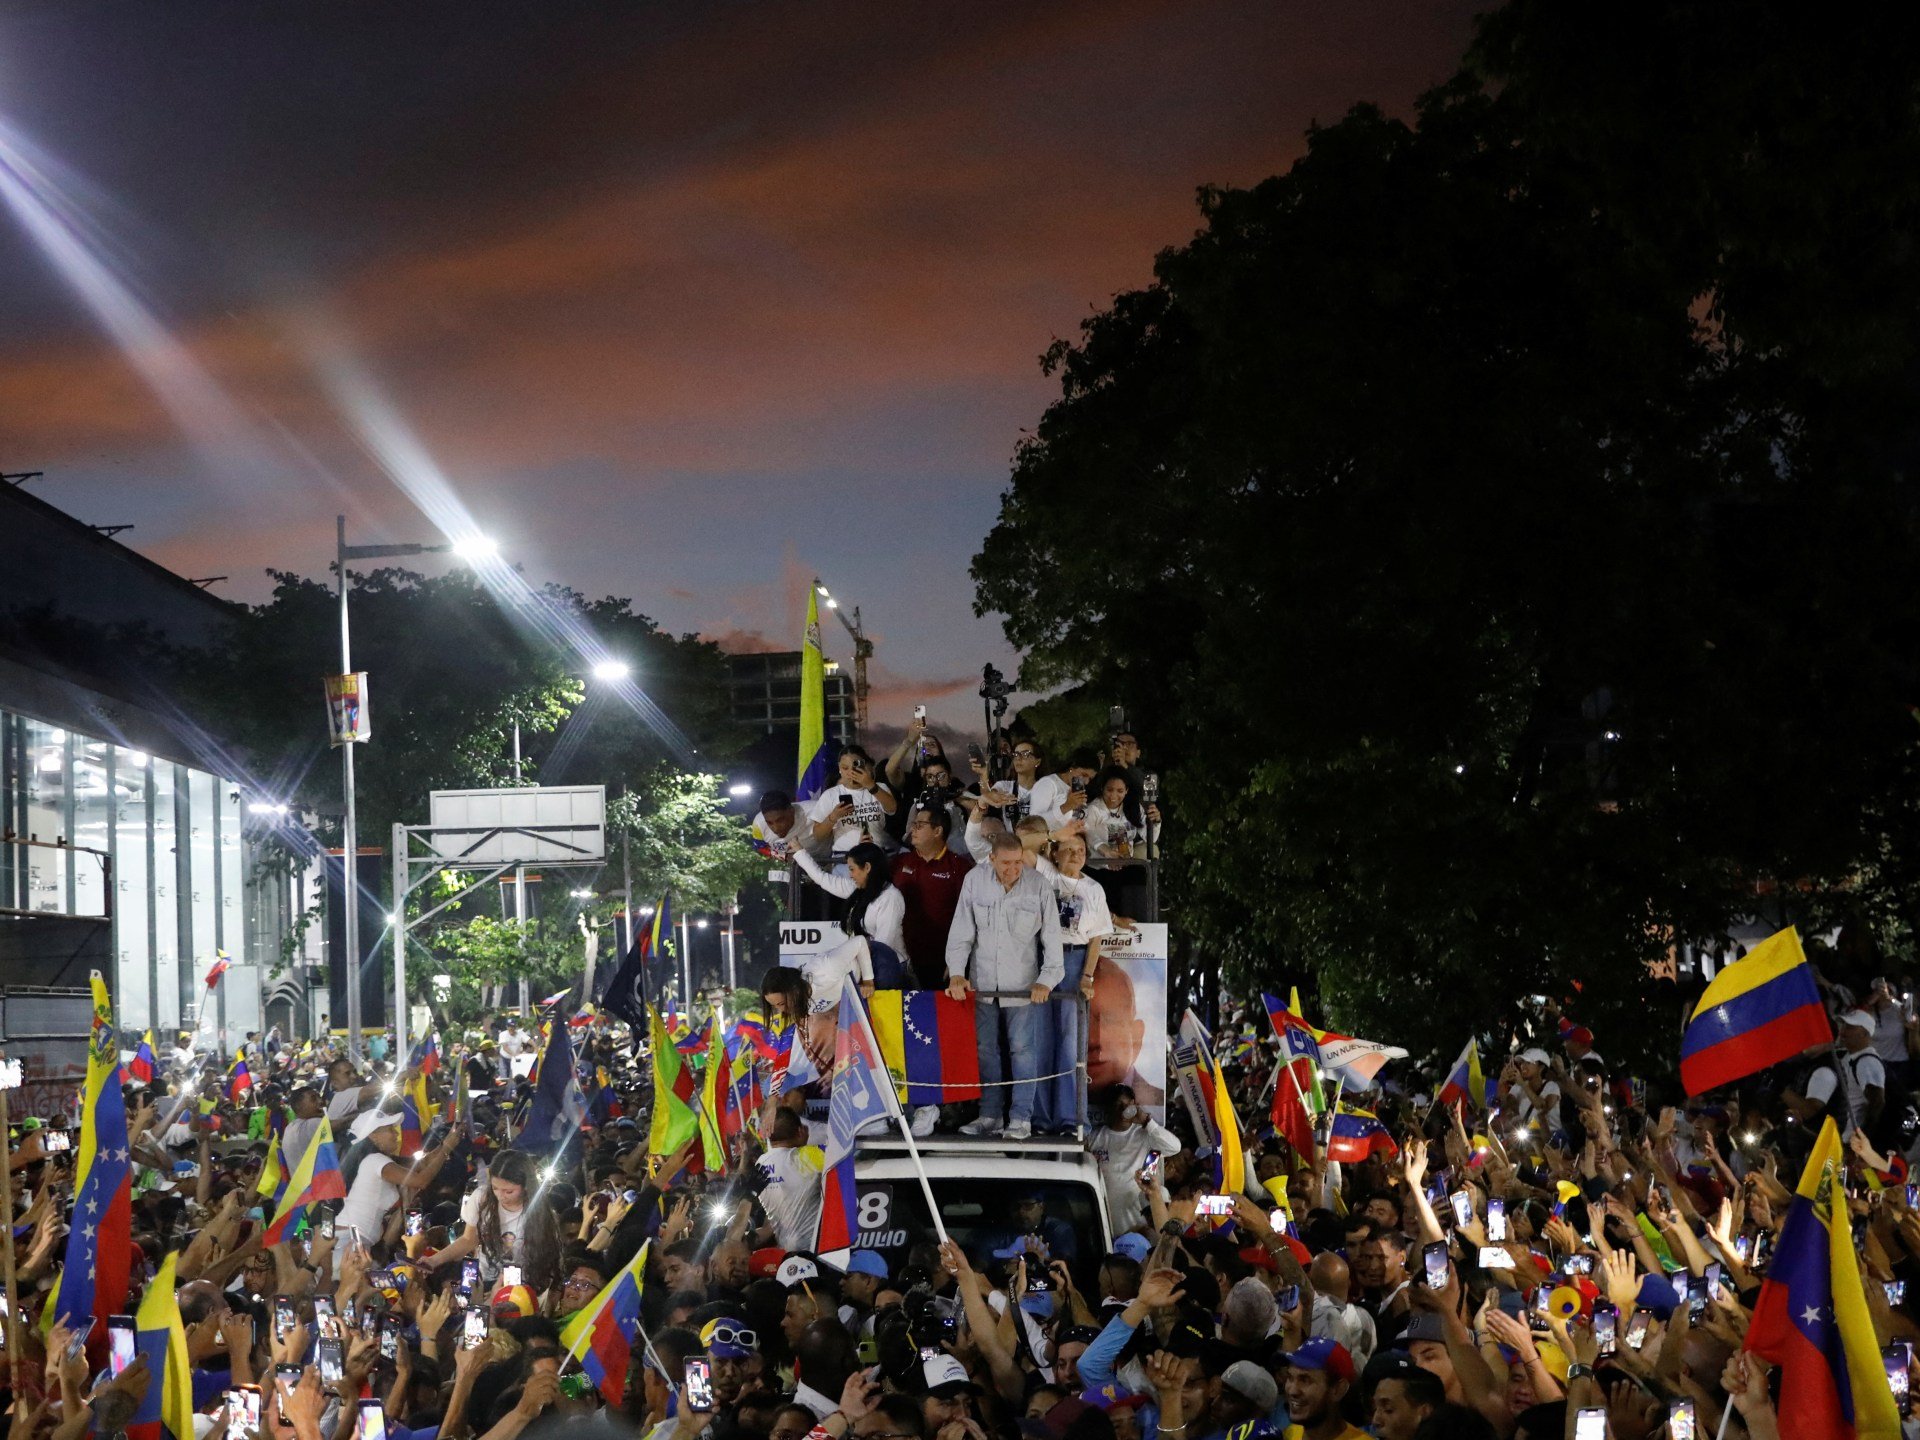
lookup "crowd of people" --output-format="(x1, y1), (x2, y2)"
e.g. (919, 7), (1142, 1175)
(4, 765), (1918, 1440)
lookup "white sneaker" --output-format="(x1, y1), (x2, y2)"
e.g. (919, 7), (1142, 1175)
(1000, 1119), (1033, 1140)
(959, 1115), (1002, 1137)
(911, 1105), (940, 1138)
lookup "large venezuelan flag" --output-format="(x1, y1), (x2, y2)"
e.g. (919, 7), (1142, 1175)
(128, 1252), (194, 1440)
(1746, 1118), (1900, 1440)
(54, 973), (132, 1334)
(1681, 927), (1833, 1096)
(869, 990), (981, 1107)
(261, 1118), (346, 1244)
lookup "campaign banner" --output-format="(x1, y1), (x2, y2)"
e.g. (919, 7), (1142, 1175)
(324, 672), (370, 746)
(1089, 922), (1169, 1122)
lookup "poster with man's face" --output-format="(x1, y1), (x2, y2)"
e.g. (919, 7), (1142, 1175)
(1087, 924), (1169, 1121)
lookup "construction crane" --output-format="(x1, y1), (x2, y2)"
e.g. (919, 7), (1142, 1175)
(813, 577), (873, 737)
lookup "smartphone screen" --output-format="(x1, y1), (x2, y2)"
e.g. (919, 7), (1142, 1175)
(379, 1318), (399, 1361)
(460, 1258), (481, 1297)
(1669, 1398), (1697, 1440)
(1688, 1274), (1709, 1321)
(274, 1295), (295, 1338)
(1575, 1407), (1608, 1440)
(685, 1357), (714, 1412)
(1423, 1241), (1449, 1289)
(319, 1338), (344, 1384)
(500, 1263), (523, 1288)
(1889, 1281), (1909, 1306)
(405, 1210), (424, 1237)
(1449, 1191), (1474, 1229)
(356, 1399), (389, 1440)
(1705, 1261), (1723, 1301)
(314, 1296), (338, 1341)
(238, 1386), (263, 1433)
(1486, 1198), (1507, 1242)
(1276, 1285), (1299, 1312)
(1565, 1254), (1594, 1276)
(274, 1365), (301, 1419)
(1887, 1345), (1913, 1418)
(107, 1316), (137, 1377)
(1196, 1194), (1235, 1218)
(319, 1213), (336, 1241)
(1626, 1307), (1653, 1351)
(1592, 1302), (1617, 1356)
(462, 1309), (488, 1349)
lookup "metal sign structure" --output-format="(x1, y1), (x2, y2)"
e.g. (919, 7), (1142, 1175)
(389, 786), (607, 1058)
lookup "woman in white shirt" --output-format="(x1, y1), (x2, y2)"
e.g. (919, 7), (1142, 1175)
(334, 1118), (459, 1267)
(791, 843), (910, 989)
(1083, 768), (1162, 859)
(806, 747), (897, 860)
(1037, 832), (1114, 1133)
(419, 1148), (561, 1293)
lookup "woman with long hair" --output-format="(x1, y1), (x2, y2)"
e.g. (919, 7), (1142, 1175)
(789, 841), (911, 991)
(419, 1147), (561, 1294)
(1083, 767), (1162, 859)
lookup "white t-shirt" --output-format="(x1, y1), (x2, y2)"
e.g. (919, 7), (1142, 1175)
(1027, 775), (1073, 830)
(1807, 1050), (1887, 1132)
(1050, 872), (1114, 948)
(1872, 1004), (1909, 1065)
(459, 1173), (526, 1283)
(756, 1144), (825, 1251)
(497, 1029), (528, 1058)
(336, 1155), (403, 1251)
(792, 850), (909, 963)
(1084, 799), (1145, 856)
(806, 785), (894, 855)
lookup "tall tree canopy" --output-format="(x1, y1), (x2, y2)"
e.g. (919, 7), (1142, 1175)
(973, 0), (1920, 1057)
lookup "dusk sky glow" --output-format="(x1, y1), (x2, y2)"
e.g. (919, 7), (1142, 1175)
(0, 0), (1479, 732)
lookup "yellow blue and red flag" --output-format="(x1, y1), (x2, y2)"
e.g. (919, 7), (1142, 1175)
(128, 1251), (193, 1440)
(1326, 1102), (1399, 1164)
(128, 1031), (157, 1085)
(224, 1055), (253, 1101)
(816, 987), (898, 1259)
(869, 990), (981, 1107)
(54, 972), (132, 1334)
(261, 1118), (345, 1244)
(796, 589), (831, 802)
(559, 1240), (650, 1407)
(1746, 1117), (1899, 1440)
(1682, 927), (1833, 1096)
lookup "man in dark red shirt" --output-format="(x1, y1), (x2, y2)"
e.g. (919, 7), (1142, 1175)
(891, 803), (974, 988)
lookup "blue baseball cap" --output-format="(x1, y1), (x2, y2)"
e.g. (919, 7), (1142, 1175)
(1112, 1233), (1152, 1264)
(1636, 1272), (1680, 1321)
(846, 1249), (889, 1280)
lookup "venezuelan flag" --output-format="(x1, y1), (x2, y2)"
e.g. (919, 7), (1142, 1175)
(256, 1134), (285, 1207)
(1747, 1118), (1900, 1440)
(869, 990), (981, 1107)
(408, 1034), (441, 1076)
(1681, 927), (1833, 1096)
(225, 1055), (253, 1101)
(1326, 1102), (1399, 1164)
(1184, 1010), (1245, 1196)
(128, 1252), (193, 1440)
(54, 973), (132, 1334)
(262, 1118), (345, 1245)
(559, 1240), (649, 1407)
(128, 1031), (157, 1085)
(1436, 1037), (1486, 1112)
(796, 589), (831, 802)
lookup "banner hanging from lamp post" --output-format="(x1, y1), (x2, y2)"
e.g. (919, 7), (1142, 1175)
(324, 672), (370, 746)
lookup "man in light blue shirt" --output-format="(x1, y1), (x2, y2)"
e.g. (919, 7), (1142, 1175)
(945, 832), (1064, 1139)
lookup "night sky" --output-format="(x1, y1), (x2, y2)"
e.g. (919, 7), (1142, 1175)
(0, 0), (1479, 733)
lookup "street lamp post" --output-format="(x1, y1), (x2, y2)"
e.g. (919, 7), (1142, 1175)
(337, 517), (494, 1059)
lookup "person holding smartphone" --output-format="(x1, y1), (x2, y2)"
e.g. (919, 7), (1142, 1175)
(1087, 1086), (1181, 1232)
(805, 747), (896, 859)
(422, 1150), (561, 1294)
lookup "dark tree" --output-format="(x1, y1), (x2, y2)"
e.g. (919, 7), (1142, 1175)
(973, 1), (1920, 1060)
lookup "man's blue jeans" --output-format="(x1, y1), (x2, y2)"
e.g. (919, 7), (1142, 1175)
(975, 998), (1046, 1124)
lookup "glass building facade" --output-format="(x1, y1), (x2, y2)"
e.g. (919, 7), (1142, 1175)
(0, 707), (265, 1043)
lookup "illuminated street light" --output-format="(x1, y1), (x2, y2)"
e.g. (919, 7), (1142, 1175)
(451, 534), (499, 560)
(591, 659), (631, 682)
(728, 782), (752, 797)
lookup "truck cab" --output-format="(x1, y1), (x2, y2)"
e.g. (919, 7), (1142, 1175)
(851, 1133), (1112, 1291)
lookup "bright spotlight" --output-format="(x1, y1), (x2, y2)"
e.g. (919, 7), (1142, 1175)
(591, 659), (631, 682)
(825, 598), (839, 609)
(816, 584), (831, 596)
(570, 888), (594, 900)
(248, 801), (290, 817)
(451, 535), (498, 561)
(695, 917), (709, 929)
(728, 782), (752, 797)
(388, 911), (402, 927)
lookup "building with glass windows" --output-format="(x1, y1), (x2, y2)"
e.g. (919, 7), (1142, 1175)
(0, 483), (308, 1062)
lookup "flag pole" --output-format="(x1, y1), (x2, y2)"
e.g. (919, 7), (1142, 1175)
(0, 1080), (19, 1396)
(850, 993), (948, 1246)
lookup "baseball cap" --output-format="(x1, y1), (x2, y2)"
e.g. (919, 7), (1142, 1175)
(777, 1254), (821, 1288)
(845, 1250), (888, 1280)
(749, 1247), (787, 1279)
(491, 1284), (538, 1319)
(1111, 1233), (1152, 1264)
(1221, 1360), (1280, 1411)
(1636, 1272), (1680, 1321)
(1840, 1009), (1876, 1032)
(1401, 1313), (1447, 1346)
(923, 1352), (979, 1397)
(699, 1317), (758, 1360)
(1519, 1048), (1553, 1066)
(1080, 1384), (1150, 1413)
(1282, 1338), (1355, 1381)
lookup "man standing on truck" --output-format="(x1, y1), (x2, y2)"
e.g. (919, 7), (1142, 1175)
(945, 832), (1064, 1140)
